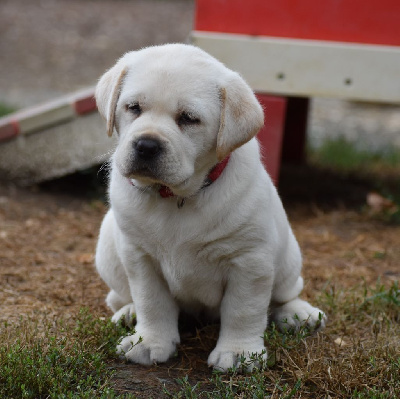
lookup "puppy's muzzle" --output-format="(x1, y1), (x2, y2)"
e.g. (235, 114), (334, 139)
(134, 137), (162, 161)
(126, 135), (166, 179)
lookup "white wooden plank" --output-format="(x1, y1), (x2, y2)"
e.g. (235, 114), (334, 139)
(192, 32), (400, 103)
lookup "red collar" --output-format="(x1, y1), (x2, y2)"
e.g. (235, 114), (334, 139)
(129, 155), (231, 199)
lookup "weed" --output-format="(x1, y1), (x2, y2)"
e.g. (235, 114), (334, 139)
(164, 375), (201, 399)
(0, 309), (133, 399)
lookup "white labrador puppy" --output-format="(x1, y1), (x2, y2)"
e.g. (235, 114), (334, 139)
(95, 43), (325, 372)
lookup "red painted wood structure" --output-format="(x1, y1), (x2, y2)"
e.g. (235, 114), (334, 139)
(193, 0), (400, 183)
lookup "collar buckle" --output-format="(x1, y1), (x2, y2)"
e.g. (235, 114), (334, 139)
(177, 197), (186, 209)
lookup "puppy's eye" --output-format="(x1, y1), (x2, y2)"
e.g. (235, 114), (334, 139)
(177, 111), (200, 127)
(126, 102), (142, 116)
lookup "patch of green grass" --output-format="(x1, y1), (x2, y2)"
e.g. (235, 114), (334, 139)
(0, 309), (133, 399)
(308, 136), (400, 172)
(0, 102), (17, 117)
(308, 136), (400, 223)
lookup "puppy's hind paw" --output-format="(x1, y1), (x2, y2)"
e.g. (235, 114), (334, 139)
(111, 303), (136, 327)
(271, 298), (327, 333)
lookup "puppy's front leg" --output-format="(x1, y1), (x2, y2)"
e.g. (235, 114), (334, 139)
(117, 249), (180, 365)
(208, 257), (273, 372)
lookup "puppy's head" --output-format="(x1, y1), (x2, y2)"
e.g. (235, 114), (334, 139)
(96, 44), (264, 197)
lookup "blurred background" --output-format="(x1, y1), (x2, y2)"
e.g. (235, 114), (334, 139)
(0, 0), (399, 189)
(0, 0), (194, 107)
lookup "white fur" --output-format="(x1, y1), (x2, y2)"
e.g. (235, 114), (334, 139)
(95, 44), (326, 372)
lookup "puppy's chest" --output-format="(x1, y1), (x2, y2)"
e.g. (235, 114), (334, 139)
(122, 206), (238, 307)
(158, 241), (229, 309)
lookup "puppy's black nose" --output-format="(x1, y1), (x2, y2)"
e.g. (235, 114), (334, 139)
(134, 138), (161, 160)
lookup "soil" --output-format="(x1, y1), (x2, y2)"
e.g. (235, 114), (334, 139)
(1, 165), (399, 397)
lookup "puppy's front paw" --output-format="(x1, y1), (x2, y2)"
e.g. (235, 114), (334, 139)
(272, 298), (327, 332)
(117, 331), (179, 365)
(208, 344), (267, 373)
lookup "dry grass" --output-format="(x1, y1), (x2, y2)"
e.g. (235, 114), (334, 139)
(0, 164), (399, 398)
(158, 280), (399, 399)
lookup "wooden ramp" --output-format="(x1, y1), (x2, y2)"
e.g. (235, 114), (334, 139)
(0, 88), (115, 185)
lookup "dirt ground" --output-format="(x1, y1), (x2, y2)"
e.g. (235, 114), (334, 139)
(1, 165), (399, 396)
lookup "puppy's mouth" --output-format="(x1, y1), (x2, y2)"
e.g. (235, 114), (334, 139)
(126, 166), (163, 185)
(125, 164), (181, 186)
(117, 155), (195, 197)
(126, 166), (193, 196)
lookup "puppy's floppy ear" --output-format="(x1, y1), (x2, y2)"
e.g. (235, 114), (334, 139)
(217, 73), (264, 161)
(95, 62), (128, 137)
